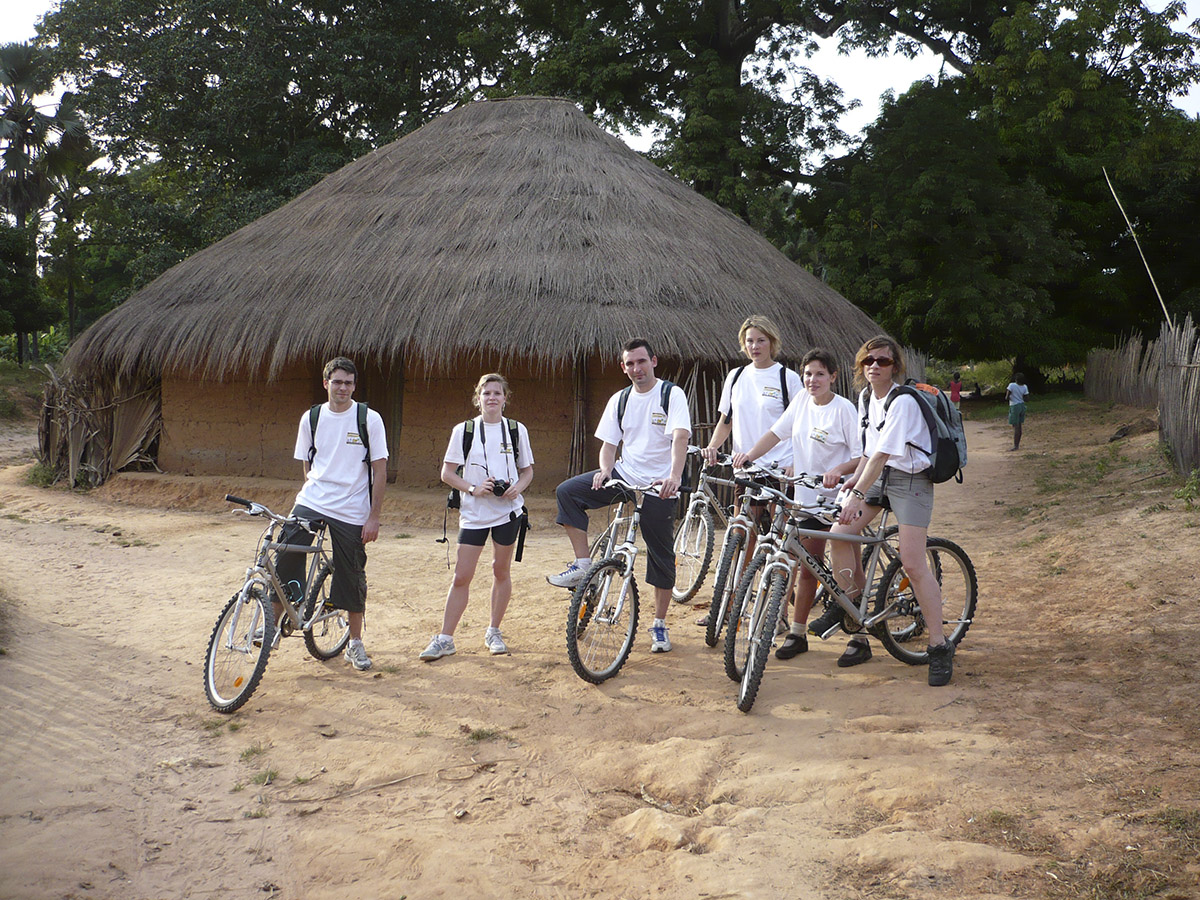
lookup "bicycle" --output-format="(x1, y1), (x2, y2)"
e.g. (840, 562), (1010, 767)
(203, 495), (349, 713)
(725, 478), (977, 712)
(566, 479), (660, 684)
(670, 445), (741, 603)
(703, 459), (780, 648)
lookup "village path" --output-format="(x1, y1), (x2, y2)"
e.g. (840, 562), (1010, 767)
(1, 407), (1197, 900)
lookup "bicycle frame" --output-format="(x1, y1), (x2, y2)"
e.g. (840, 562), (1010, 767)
(590, 488), (643, 623)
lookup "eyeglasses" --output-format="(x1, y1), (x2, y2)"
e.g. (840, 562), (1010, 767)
(862, 356), (894, 368)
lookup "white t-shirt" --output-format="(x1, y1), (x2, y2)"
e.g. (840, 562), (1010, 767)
(716, 363), (803, 467)
(1006, 382), (1030, 406)
(771, 393), (862, 506)
(444, 417), (535, 529)
(861, 386), (929, 475)
(595, 381), (692, 486)
(293, 403), (389, 525)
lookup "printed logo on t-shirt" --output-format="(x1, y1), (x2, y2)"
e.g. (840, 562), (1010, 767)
(762, 386), (782, 400)
(651, 411), (668, 427)
(810, 426), (830, 444)
(346, 431), (363, 445)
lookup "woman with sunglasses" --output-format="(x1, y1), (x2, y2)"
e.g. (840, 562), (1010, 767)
(812, 336), (955, 686)
(421, 373), (534, 661)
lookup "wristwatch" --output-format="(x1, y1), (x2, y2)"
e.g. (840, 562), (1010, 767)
(849, 488), (865, 500)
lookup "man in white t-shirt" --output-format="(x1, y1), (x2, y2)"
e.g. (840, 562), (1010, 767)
(548, 339), (692, 653)
(275, 357), (388, 671)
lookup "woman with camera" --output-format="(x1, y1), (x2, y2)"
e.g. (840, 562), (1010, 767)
(420, 373), (534, 661)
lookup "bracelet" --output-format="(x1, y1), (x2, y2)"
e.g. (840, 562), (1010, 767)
(849, 488), (865, 500)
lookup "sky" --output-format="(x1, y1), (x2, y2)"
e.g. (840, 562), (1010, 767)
(3, 0), (1198, 146)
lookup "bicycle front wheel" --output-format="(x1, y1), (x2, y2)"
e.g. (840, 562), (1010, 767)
(723, 553), (766, 682)
(672, 502), (715, 603)
(302, 561), (350, 661)
(738, 567), (789, 713)
(566, 557), (639, 684)
(204, 585), (274, 713)
(871, 537), (977, 665)
(706, 528), (747, 648)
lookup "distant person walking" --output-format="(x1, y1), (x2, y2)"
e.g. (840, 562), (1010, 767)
(1006, 374), (1030, 451)
(948, 373), (962, 411)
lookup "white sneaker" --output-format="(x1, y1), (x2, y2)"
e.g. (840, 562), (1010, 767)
(484, 628), (508, 655)
(649, 623), (672, 653)
(419, 635), (456, 661)
(344, 639), (372, 671)
(547, 562), (588, 588)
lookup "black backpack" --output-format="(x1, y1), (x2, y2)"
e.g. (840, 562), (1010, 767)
(446, 417), (522, 509)
(308, 402), (374, 501)
(616, 379), (676, 429)
(724, 364), (792, 422)
(860, 381), (967, 484)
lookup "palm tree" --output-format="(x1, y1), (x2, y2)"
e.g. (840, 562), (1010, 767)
(0, 41), (85, 363)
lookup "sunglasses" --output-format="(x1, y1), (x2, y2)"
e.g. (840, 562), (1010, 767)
(862, 355), (894, 368)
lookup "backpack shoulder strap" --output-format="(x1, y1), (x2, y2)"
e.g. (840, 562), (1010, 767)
(660, 379), (674, 415)
(507, 418), (521, 467)
(307, 404), (322, 464)
(779, 365), (790, 409)
(461, 418), (476, 461)
(616, 385), (632, 429)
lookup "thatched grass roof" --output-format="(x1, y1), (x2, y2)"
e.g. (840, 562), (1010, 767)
(66, 96), (881, 379)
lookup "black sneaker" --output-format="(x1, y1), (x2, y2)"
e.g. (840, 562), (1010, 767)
(807, 605), (846, 639)
(927, 642), (955, 686)
(837, 639), (872, 667)
(775, 633), (808, 660)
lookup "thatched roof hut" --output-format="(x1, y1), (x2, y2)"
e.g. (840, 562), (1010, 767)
(59, 96), (883, 488)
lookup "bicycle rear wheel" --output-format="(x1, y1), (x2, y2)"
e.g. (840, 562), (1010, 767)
(706, 527), (747, 647)
(566, 557), (639, 684)
(302, 561), (350, 661)
(204, 584), (273, 713)
(738, 567), (789, 713)
(723, 553), (766, 682)
(872, 537), (977, 665)
(672, 502), (715, 603)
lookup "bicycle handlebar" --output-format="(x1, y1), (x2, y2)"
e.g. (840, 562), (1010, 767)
(224, 494), (253, 508)
(603, 477), (660, 496)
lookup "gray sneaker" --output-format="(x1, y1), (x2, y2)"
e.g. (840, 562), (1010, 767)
(344, 639), (372, 671)
(420, 635), (456, 661)
(484, 628), (508, 655)
(547, 562), (588, 588)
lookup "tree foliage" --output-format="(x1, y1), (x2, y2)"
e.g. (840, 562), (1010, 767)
(795, 0), (1200, 363)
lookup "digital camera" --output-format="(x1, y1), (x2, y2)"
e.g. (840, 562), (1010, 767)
(491, 480), (511, 497)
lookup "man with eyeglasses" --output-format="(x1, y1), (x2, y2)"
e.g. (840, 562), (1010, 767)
(275, 357), (388, 671)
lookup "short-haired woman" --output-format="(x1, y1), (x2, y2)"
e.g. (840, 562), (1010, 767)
(815, 336), (955, 686)
(732, 347), (861, 658)
(420, 374), (534, 661)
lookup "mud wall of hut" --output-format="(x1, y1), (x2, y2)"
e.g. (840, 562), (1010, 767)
(158, 357), (632, 491)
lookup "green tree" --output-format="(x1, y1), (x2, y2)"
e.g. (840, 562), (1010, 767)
(0, 220), (54, 343)
(0, 41), (85, 362)
(796, 0), (1200, 364)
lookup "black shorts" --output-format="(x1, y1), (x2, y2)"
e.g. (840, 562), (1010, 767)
(458, 517), (521, 547)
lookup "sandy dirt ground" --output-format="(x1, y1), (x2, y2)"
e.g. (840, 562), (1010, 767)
(2, 402), (1199, 900)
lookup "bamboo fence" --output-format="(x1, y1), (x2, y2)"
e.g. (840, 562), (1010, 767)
(1085, 316), (1199, 475)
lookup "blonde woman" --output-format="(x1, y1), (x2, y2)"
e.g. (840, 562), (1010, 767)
(815, 336), (955, 686)
(699, 315), (802, 625)
(421, 374), (534, 661)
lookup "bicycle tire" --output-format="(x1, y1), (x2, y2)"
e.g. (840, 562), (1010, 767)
(706, 527), (747, 647)
(871, 537), (977, 666)
(672, 502), (715, 603)
(566, 557), (639, 684)
(723, 552), (766, 682)
(204, 585), (274, 713)
(302, 561), (350, 661)
(738, 567), (789, 713)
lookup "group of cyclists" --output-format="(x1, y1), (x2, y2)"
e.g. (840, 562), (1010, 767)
(292, 315), (957, 688)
